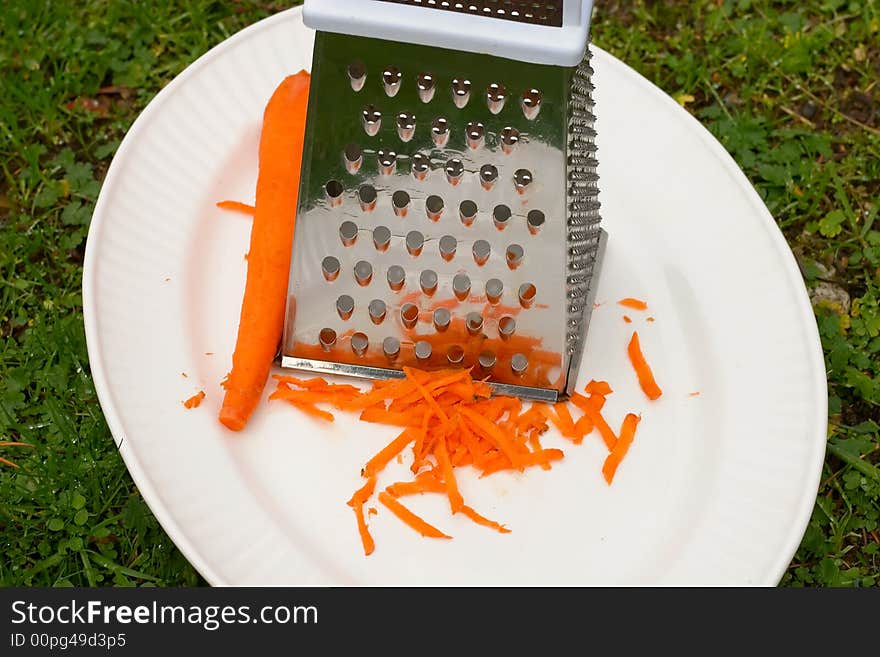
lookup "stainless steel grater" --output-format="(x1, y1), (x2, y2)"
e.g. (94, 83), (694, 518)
(282, 0), (606, 402)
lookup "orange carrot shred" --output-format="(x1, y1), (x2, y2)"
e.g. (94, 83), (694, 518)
(585, 380), (613, 396)
(527, 431), (551, 470)
(461, 505), (511, 534)
(378, 492), (452, 539)
(352, 503), (374, 556)
(618, 297), (648, 311)
(602, 413), (641, 484)
(689, 391), (701, 397)
(623, 315), (632, 323)
(579, 402), (617, 451)
(363, 428), (417, 478)
(569, 391), (605, 414)
(348, 476), (377, 507)
(385, 474), (446, 498)
(553, 402), (579, 442)
(459, 407), (522, 468)
(183, 391), (205, 409)
(216, 200), (256, 216)
(627, 331), (663, 400)
(288, 401), (334, 422)
(435, 438), (464, 513)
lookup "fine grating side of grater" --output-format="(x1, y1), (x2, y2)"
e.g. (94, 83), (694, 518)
(282, 0), (606, 402)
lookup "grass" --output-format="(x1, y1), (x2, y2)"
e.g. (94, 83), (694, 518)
(0, 0), (877, 587)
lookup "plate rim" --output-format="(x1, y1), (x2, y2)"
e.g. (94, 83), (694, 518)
(82, 6), (827, 586)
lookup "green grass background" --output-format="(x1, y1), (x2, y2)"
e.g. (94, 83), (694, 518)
(1, 0), (878, 587)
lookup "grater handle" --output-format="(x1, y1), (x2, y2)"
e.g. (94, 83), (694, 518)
(302, 0), (593, 67)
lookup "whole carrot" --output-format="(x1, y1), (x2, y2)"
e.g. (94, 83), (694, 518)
(220, 71), (310, 431)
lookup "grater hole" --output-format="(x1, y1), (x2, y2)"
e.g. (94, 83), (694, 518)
(401, 303), (419, 328)
(414, 340), (432, 362)
(417, 72), (436, 103)
(343, 143), (363, 174)
(527, 209), (545, 234)
(412, 153), (430, 181)
(406, 230), (424, 257)
(439, 235), (457, 261)
(425, 195), (445, 221)
(356, 185), (377, 213)
(452, 273), (471, 300)
(473, 239), (491, 266)
(451, 77), (472, 109)
(383, 336), (401, 361)
(478, 350), (497, 370)
(493, 204), (512, 229)
(486, 83), (507, 114)
(321, 256), (340, 282)
(420, 269), (438, 296)
(347, 61), (366, 92)
(480, 164), (499, 190)
(336, 294), (355, 320)
(514, 168), (533, 194)
(506, 243), (524, 269)
(432, 117), (450, 147)
(499, 316), (516, 340)
(459, 200), (478, 226)
(486, 278), (503, 305)
(446, 158), (465, 186)
(351, 332), (369, 356)
(510, 353), (528, 375)
(433, 307), (452, 332)
(518, 282), (537, 308)
(447, 344), (465, 365)
(362, 105), (382, 136)
(354, 260), (373, 286)
(522, 88), (543, 120)
(368, 299), (387, 325)
(466, 312), (484, 335)
(397, 112), (416, 142)
(325, 180), (344, 207)
(392, 190), (411, 217)
(373, 226), (392, 252)
(466, 121), (485, 150)
(382, 66), (402, 97)
(377, 150), (397, 176)
(500, 126), (520, 154)
(319, 328), (337, 351)
(387, 265), (406, 291)
(339, 220), (359, 247)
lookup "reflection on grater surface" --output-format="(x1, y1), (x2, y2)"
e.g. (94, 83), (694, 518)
(282, 31), (604, 401)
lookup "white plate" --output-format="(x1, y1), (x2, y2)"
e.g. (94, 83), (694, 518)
(83, 8), (826, 585)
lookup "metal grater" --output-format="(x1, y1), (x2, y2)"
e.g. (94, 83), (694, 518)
(282, 0), (606, 402)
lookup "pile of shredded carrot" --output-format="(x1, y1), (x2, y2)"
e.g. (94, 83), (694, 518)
(270, 363), (659, 556)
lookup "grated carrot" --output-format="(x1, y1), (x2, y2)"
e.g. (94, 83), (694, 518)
(602, 413), (641, 484)
(216, 200), (256, 216)
(461, 505), (511, 534)
(627, 331), (663, 400)
(270, 362), (653, 555)
(618, 297), (648, 311)
(183, 391), (205, 409)
(378, 492), (452, 539)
